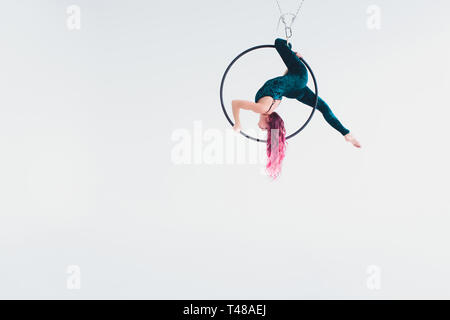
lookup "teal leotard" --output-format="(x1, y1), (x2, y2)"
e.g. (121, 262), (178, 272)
(255, 38), (350, 136)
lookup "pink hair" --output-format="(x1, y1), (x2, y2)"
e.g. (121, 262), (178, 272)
(266, 112), (287, 179)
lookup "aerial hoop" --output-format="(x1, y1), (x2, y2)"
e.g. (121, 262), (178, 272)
(219, 44), (319, 143)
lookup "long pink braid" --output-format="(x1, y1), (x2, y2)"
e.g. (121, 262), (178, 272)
(266, 112), (287, 179)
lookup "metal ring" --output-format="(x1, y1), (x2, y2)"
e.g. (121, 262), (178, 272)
(219, 44), (318, 143)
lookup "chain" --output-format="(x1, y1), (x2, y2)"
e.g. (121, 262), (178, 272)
(275, 0), (305, 44)
(276, 0), (305, 17)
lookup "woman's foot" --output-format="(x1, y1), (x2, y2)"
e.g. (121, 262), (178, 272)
(344, 133), (362, 148)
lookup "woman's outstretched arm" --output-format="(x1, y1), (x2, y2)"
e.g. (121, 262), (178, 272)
(232, 100), (268, 131)
(232, 101), (243, 131)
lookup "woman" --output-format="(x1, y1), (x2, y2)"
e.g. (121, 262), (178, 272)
(232, 38), (361, 178)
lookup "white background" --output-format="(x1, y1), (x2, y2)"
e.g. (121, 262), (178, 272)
(0, 0), (449, 299)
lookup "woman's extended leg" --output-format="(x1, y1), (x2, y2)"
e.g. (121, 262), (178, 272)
(296, 87), (350, 136)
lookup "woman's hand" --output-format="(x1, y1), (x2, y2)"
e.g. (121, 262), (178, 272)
(233, 122), (241, 132)
(295, 52), (302, 59)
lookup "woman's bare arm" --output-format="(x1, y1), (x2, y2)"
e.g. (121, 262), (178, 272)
(232, 101), (242, 130)
(231, 100), (266, 130)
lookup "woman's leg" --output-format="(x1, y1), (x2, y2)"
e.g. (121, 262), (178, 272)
(275, 38), (306, 75)
(296, 87), (350, 136)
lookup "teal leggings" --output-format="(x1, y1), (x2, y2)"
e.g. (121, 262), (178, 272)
(296, 87), (350, 136)
(269, 38), (350, 136)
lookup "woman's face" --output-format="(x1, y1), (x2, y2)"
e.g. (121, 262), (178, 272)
(258, 114), (270, 130)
